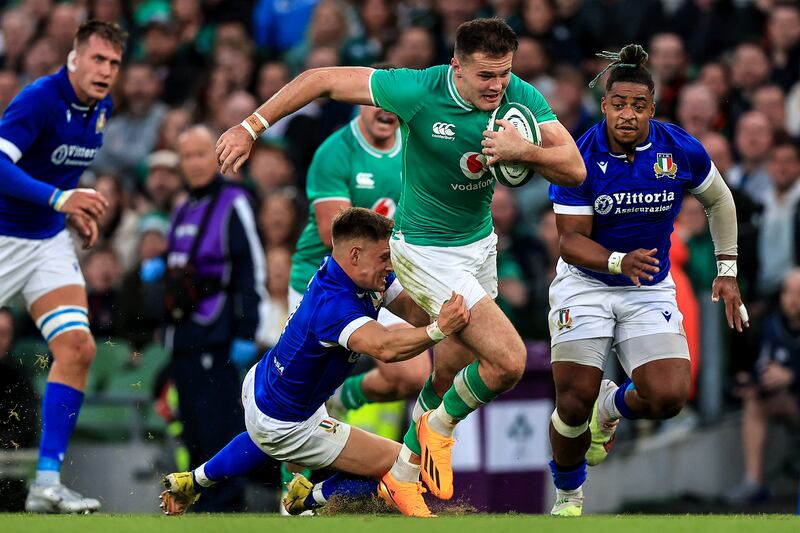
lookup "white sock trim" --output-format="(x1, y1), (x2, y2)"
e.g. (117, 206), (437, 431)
(194, 464), (214, 487)
(312, 483), (327, 505)
(389, 444), (421, 483)
(550, 409), (588, 438)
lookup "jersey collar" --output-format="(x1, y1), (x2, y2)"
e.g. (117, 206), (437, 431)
(594, 119), (654, 158)
(55, 67), (93, 112)
(447, 66), (474, 111)
(349, 118), (402, 158)
(323, 256), (363, 295)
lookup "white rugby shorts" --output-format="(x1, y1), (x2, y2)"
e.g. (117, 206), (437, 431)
(242, 365), (351, 469)
(0, 230), (85, 308)
(548, 259), (689, 371)
(389, 231), (498, 317)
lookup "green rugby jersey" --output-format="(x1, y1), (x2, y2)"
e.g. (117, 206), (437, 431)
(290, 117), (403, 293)
(370, 65), (557, 246)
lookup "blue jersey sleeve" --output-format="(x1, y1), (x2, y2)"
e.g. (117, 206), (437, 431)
(314, 296), (373, 350)
(0, 85), (57, 206)
(550, 180), (594, 216)
(0, 84), (49, 163)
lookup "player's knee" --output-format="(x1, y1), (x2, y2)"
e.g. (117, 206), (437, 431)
(55, 332), (96, 371)
(555, 395), (594, 426)
(648, 389), (688, 419)
(489, 343), (527, 391)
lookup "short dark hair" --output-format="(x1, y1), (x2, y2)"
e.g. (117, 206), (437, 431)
(455, 18), (518, 60)
(74, 19), (128, 52)
(604, 44), (655, 94)
(332, 207), (393, 244)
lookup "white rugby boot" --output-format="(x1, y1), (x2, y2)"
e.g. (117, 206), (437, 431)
(25, 483), (101, 514)
(550, 486), (583, 517)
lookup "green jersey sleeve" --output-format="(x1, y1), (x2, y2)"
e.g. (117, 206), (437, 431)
(306, 133), (352, 204)
(509, 74), (558, 124)
(370, 68), (431, 122)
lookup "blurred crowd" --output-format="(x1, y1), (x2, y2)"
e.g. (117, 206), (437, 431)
(1, 0), (800, 507)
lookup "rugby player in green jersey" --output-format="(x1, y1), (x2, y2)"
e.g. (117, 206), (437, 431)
(217, 18), (585, 503)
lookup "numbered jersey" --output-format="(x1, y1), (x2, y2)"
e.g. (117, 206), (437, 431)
(370, 65), (557, 246)
(254, 256), (401, 422)
(290, 118), (403, 293)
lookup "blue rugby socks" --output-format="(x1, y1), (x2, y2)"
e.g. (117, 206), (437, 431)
(193, 432), (271, 491)
(35, 382), (84, 486)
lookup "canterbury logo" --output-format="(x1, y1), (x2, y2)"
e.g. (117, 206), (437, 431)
(423, 447), (441, 489)
(432, 122), (456, 139)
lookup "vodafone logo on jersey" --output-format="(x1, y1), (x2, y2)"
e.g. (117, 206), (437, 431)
(459, 152), (488, 180)
(371, 197), (396, 219)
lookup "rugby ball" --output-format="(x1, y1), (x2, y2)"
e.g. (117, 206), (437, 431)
(486, 102), (541, 187)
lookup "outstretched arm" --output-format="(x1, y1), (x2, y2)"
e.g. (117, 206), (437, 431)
(216, 67), (375, 173)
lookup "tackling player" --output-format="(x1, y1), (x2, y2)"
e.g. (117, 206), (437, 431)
(547, 44), (747, 516)
(291, 83), (430, 421)
(160, 207), (469, 517)
(216, 17), (585, 501)
(0, 20), (126, 513)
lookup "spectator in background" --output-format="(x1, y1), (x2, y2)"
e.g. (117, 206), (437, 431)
(752, 84), (792, 142)
(118, 214), (170, 351)
(142, 150), (184, 217)
(155, 107), (192, 152)
(21, 38), (60, 86)
(284, 0), (352, 74)
(248, 143), (295, 199)
(213, 38), (255, 93)
(342, 0), (398, 66)
(141, 20), (202, 106)
(385, 25), (435, 69)
(163, 125), (265, 512)
(45, 3), (81, 61)
(727, 42), (771, 126)
(190, 66), (232, 128)
(765, 2), (800, 92)
(0, 70), (19, 113)
(668, 0), (739, 65)
(697, 61), (731, 133)
(259, 188), (300, 250)
(256, 61), (289, 105)
(519, 0), (581, 66)
(756, 142), (800, 301)
(727, 268), (800, 505)
(676, 83), (718, 139)
(649, 33), (688, 121)
(492, 186), (530, 330)
(676, 196), (717, 296)
(727, 111), (775, 205)
(252, 0), (319, 55)
(0, 9), (36, 72)
(255, 246), (292, 349)
(93, 174), (140, 273)
(569, 0), (663, 61)
(92, 62), (168, 187)
(512, 36), (554, 96)
(430, 0), (482, 63)
(82, 246), (123, 339)
(548, 65), (595, 140)
(89, 0), (131, 27)
(172, 0), (215, 57)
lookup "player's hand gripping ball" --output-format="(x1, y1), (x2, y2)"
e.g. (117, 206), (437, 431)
(486, 102), (541, 187)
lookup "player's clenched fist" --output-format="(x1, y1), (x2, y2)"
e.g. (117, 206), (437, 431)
(51, 188), (109, 219)
(216, 124), (254, 174)
(66, 213), (99, 250)
(437, 291), (471, 335)
(621, 248), (661, 287)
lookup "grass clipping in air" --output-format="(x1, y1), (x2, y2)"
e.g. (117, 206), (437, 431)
(318, 495), (477, 516)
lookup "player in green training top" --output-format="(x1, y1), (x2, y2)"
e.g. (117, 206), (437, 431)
(290, 94), (431, 420)
(217, 18), (585, 502)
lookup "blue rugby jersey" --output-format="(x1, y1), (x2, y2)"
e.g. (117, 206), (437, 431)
(0, 67), (113, 239)
(253, 256), (401, 422)
(550, 119), (714, 287)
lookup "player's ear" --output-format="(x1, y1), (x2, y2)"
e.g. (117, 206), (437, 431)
(348, 245), (360, 265)
(600, 96), (606, 115)
(451, 56), (460, 76)
(67, 50), (77, 73)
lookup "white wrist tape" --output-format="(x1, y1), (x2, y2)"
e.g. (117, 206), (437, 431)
(253, 112), (270, 130)
(240, 120), (257, 140)
(426, 321), (446, 342)
(608, 251), (626, 275)
(717, 260), (737, 277)
(51, 188), (97, 212)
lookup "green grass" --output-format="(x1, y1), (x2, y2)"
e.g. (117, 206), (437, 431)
(3, 514), (799, 533)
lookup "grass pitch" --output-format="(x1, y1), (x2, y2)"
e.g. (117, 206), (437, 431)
(3, 514), (799, 533)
